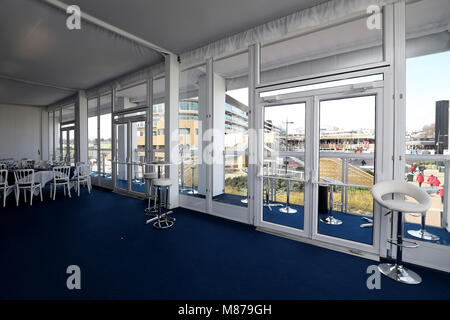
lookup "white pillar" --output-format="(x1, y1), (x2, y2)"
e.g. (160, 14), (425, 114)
(165, 54), (180, 209)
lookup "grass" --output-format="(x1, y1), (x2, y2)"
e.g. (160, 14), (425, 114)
(224, 176), (373, 216)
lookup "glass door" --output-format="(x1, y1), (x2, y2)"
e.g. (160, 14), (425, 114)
(256, 73), (384, 256)
(115, 122), (129, 191)
(61, 127), (75, 165)
(312, 90), (381, 254)
(113, 115), (147, 196)
(259, 100), (312, 237)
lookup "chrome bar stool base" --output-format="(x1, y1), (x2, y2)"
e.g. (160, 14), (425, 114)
(279, 206), (297, 214)
(320, 216), (342, 225)
(378, 263), (422, 285)
(153, 211), (175, 229)
(407, 229), (439, 241)
(264, 202), (283, 211)
(145, 211), (176, 225)
(187, 189), (198, 195)
(360, 217), (373, 228)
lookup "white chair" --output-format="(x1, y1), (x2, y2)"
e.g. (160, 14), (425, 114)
(50, 166), (72, 200)
(73, 164), (92, 197)
(0, 163), (6, 169)
(14, 169), (43, 206)
(0, 169), (14, 207)
(372, 180), (431, 285)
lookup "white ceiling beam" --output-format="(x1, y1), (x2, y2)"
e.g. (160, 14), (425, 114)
(0, 73), (78, 91)
(39, 0), (174, 56)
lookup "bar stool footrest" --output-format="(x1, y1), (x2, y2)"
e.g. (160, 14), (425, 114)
(387, 238), (419, 248)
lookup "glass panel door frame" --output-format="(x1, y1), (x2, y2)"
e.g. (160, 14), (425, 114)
(254, 69), (388, 257)
(112, 113), (147, 197)
(255, 96), (314, 239)
(310, 87), (383, 255)
(60, 124), (76, 165)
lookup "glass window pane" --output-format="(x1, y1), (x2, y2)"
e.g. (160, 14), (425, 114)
(404, 0), (450, 246)
(131, 120), (146, 193)
(212, 52), (249, 206)
(55, 110), (61, 161)
(115, 123), (128, 190)
(115, 82), (147, 111)
(61, 104), (75, 123)
(48, 111), (54, 160)
(263, 103), (306, 229)
(100, 94), (112, 178)
(153, 77), (165, 162)
(88, 98), (98, 174)
(179, 66), (205, 198)
(318, 95), (376, 244)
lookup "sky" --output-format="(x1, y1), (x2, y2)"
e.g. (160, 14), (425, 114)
(406, 51), (450, 131)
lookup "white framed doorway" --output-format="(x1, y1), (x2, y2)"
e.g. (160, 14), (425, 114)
(112, 113), (147, 197)
(254, 69), (388, 259)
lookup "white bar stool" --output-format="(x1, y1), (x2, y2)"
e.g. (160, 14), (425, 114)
(372, 180), (431, 285)
(146, 178), (175, 229)
(143, 172), (158, 217)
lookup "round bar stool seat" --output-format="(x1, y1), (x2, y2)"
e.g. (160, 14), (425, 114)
(144, 172), (158, 216)
(144, 172), (158, 180)
(152, 179), (175, 229)
(372, 180), (431, 285)
(153, 178), (172, 186)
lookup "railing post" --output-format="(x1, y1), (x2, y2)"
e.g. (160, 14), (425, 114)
(341, 158), (345, 212)
(344, 158), (349, 213)
(181, 154), (185, 189)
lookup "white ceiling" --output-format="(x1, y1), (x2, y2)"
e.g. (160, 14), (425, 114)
(0, 0), (326, 106)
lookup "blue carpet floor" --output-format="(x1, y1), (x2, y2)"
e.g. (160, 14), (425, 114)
(404, 223), (450, 246)
(179, 188), (206, 199)
(1, 187), (450, 300)
(212, 193), (248, 207)
(263, 203), (374, 244)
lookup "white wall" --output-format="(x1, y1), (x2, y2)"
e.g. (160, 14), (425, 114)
(0, 104), (42, 160)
